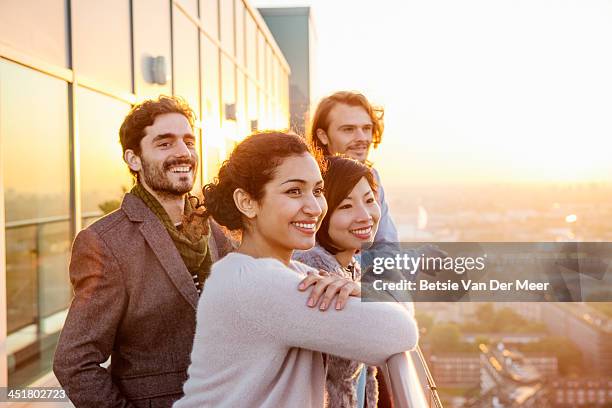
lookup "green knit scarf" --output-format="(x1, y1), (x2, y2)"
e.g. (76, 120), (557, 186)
(131, 183), (212, 294)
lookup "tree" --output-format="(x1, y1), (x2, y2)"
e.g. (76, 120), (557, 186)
(520, 336), (583, 376)
(474, 303), (495, 331)
(430, 323), (462, 353)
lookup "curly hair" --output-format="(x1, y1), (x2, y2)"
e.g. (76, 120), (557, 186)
(309, 91), (384, 157)
(119, 95), (196, 178)
(202, 132), (324, 231)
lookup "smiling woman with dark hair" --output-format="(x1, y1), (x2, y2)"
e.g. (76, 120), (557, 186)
(294, 155), (385, 408)
(174, 132), (418, 408)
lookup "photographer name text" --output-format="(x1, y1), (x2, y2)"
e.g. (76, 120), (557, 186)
(373, 279), (550, 292)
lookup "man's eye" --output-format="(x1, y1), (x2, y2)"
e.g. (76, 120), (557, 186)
(314, 187), (325, 196)
(158, 142), (171, 148)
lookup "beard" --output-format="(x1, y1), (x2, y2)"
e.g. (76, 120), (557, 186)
(140, 156), (197, 197)
(345, 141), (371, 162)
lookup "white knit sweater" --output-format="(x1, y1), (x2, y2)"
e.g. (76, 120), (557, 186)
(174, 252), (418, 408)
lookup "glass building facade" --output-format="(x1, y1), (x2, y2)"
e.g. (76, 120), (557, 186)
(0, 0), (290, 388)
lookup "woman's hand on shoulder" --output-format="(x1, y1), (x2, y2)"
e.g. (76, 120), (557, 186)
(298, 271), (361, 311)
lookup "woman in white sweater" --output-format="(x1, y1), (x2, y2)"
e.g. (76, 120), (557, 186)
(174, 132), (418, 408)
(294, 155), (384, 408)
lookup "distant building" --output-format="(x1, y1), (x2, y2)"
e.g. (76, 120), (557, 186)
(430, 353), (480, 387)
(416, 301), (477, 324)
(542, 303), (612, 376)
(550, 378), (612, 407)
(258, 7), (316, 135)
(476, 343), (550, 407)
(463, 332), (546, 345)
(495, 302), (543, 322)
(522, 354), (558, 380)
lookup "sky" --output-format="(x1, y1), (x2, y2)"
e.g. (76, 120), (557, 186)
(252, 0), (612, 186)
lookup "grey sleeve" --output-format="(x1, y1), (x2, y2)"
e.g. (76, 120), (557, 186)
(234, 262), (419, 366)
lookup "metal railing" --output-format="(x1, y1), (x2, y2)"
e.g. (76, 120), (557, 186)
(384, 345), (444, 408)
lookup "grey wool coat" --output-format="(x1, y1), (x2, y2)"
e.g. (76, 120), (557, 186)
(53, 193), (233, 408)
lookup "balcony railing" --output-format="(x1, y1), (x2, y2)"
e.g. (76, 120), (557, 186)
(384, 345), (444, 408)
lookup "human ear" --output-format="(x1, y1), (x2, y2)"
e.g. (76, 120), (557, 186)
(233, 188), (258, 219)
(316, 128), (329, 146)
(124, 149), (142, 172)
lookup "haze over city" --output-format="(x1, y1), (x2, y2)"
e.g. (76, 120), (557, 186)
(255, 0), (612, 186)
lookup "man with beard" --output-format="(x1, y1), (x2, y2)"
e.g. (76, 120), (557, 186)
(310, 91), (398, 243)
(53, 96), (233, 407)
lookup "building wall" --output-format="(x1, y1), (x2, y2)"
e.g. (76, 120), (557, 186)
(430, 353), (480, 387)
(542, 303), (612, 376)
(258, 7), (312, 135)
(0, 0), (290, 388)
(551, 378), (612, 407)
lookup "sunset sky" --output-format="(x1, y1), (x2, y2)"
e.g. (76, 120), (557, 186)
(253, 0), (612, 186)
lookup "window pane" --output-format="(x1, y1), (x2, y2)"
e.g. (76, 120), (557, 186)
(245, 14), (257, 77)
(78, 87), (132, 225)
(201, 0), (219, 40)
(204, 145), (221, 184)
(247, 79), (258, 123)
(0, 0), (68, 67)
(179, 0), (198, 16)
(221, 56), (236, 112)
(201, 36), (224, 151)
(236, 72), (247, 135)
(235, 0), (245, 66)
(219, 0), (234, 55)
(173, 7), (201, 115)
(267, 47), (273, 98)
(259, 82), (267, 128)
(257, 31), (266, 84)
(72, 0), (132, 92)
(201, 36), (220, 126)
(0, 60), (71, 387)
(133, 0), (172, 98)
(221, 56), (237, 138)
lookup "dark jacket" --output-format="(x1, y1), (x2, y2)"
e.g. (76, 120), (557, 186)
(53, 193), (233, 407)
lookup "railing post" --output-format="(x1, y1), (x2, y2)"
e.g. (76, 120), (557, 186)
(35, 224), (43, 337)
(385, 349), (443, 408)
(415, 346), (442, 408)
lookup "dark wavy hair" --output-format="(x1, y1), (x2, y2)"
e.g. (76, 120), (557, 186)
(203, 132), (323, 231)
(119, 95), (196, 178)
(316, 155), (377, 255)
(309, 91), (384, 157)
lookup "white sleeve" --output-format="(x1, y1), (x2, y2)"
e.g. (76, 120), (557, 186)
(233, 261), (419, 366)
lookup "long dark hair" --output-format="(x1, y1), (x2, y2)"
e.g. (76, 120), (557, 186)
(316, 155), (377, 254)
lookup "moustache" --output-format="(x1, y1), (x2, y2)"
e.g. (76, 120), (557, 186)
(348, 142), (371, 149)
(163, 157), (197, 171)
